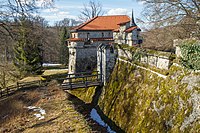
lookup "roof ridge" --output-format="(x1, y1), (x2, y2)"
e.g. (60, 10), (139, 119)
(74, 16), (98, 30)
(100, 15), (129, 17)
(124, 26), (138, 32)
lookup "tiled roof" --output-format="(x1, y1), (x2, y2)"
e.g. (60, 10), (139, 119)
(124, 26), (138, 33)
(117, 21), (130, 25)
(73, 15), (130, 31)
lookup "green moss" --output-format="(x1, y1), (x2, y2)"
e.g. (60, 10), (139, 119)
(67, 87), (96, 103)
(98, 59), (199, 133)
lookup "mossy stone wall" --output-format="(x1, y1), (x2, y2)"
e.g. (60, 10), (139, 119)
(67, 87), (96, 103)
(98, 60), (200, 133)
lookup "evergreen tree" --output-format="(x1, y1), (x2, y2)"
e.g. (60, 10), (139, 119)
(60, 27), (70, 65)
(14, 20), (43, 76)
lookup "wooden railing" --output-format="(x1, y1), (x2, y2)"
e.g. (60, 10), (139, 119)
(0, 71), (103, 98)
(0, 80), (43, 98)
(62, 71), (102, 90)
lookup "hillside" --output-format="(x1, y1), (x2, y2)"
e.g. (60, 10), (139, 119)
(0, 81), (106, 133)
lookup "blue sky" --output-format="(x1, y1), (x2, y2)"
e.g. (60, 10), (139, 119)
(38, 0), (144, 26)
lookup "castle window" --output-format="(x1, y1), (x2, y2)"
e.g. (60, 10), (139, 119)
(71, 65), (73, 71)
(87, 33), (90, 39)
(102, 33), (104, 38)
(108, 32), (111, 37)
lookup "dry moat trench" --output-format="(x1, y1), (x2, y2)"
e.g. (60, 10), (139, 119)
(69, 59), (200, 133)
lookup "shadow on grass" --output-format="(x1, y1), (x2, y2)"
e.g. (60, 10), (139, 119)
(30, 116), (60, 128)
(66, 87), (125, 133)
(66, 92), (107, 132)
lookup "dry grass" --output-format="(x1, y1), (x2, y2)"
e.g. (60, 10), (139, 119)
(18, 69), (68, 82)
(0, 81), (106, 133)
(19, 76), (41, 82)
(42, 69), (68, 76)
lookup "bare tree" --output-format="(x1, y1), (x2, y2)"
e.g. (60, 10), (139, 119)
(0, 0), (56, 75)
(79, 0), (104, 21)
(0, 0), (54, 40)
(138, 0), (199, 25)
(135, 0), (200, 51)
(138, 0), (200, 38)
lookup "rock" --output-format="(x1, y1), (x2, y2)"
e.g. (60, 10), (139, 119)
(181, 75), (200, 90)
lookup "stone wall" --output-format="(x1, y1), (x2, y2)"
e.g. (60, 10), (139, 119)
(68, 45), (97, 73)
(97, 44), (116, 84)
(98, 60), (200, 133)
(117, 48), (173, 70)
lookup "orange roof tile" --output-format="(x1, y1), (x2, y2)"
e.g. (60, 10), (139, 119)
(74, 15), (130, 31)
(117, 20), (130, 25)
(124, 26), (138, 33)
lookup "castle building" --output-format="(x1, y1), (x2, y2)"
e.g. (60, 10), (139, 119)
(67, 12), (142, 74)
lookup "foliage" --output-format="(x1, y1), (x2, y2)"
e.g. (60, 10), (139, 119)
(13, 20), (43, 75)
(180, 40), (200, 70)
(59, 27), (70, 65)
(132, 48), (146, 62)
(0, 0), (57, 64)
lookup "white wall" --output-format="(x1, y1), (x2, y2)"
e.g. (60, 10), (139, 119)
(68, 48), (77, 74)
(78, 31), (113, 38)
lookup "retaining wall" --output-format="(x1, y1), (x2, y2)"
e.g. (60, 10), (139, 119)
(117, 48), (174, 70)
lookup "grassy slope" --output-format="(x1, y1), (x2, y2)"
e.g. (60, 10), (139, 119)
(0, 81), (106, 133)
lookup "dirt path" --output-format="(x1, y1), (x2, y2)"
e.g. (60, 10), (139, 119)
(0, 81), (107, 133)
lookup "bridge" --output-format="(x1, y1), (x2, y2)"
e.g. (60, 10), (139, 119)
(61, 71), (103, 90)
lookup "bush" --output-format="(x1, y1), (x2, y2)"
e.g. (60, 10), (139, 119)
(180, 40), (200, 70)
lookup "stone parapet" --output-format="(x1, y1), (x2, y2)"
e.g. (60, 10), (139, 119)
(117, 47), (174, 70)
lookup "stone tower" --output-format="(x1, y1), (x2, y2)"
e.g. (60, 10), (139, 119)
(68, 41), (98, 74)
(97, 43), (116, 84)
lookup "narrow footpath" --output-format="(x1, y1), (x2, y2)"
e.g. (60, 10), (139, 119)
(0, 81), (107, 133)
